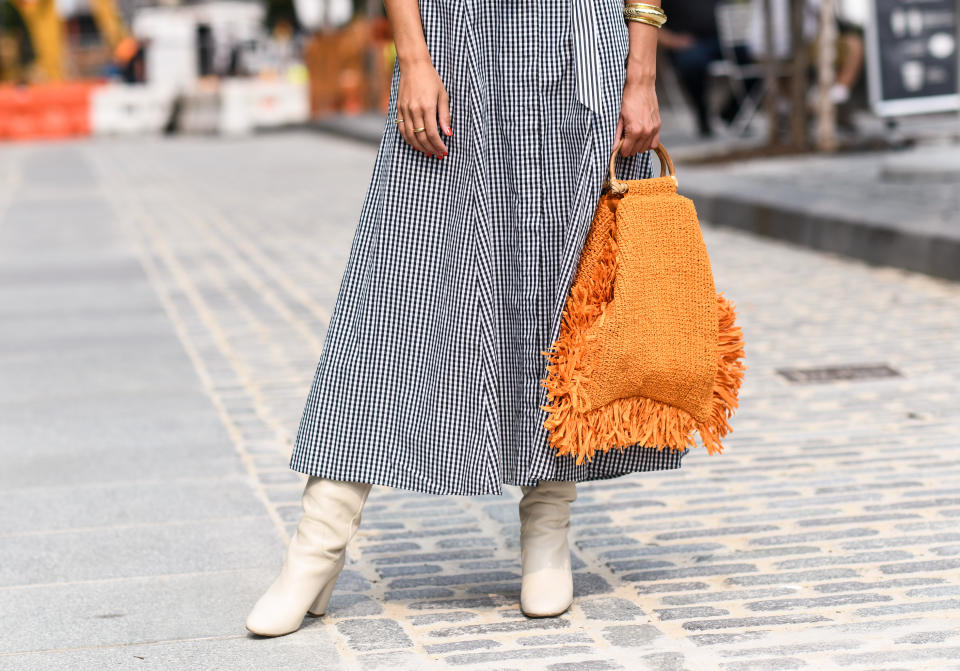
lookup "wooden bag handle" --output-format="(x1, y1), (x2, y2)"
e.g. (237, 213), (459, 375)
(606, 140), (677, 194)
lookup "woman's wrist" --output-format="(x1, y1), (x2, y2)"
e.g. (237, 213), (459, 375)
(625, 26), (658, 85)
(623, 0), (661, 85)
(397, 51), (433, 71)
(625, 57), (656, 84)
(625, 71), (656, 88)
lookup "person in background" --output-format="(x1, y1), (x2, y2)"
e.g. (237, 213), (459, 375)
(829, 0), (866, 107)
(659, 0), (753, 137)
(113, 35), (144, 84)
(751, 0), (866, 112)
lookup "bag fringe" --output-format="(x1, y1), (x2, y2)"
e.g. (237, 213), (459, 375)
(541, 219), (746, 466)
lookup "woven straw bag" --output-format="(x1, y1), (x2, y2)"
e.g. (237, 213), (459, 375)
(541, 142), (746, 465)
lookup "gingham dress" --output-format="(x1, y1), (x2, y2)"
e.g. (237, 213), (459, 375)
(290, 0), (687, 495)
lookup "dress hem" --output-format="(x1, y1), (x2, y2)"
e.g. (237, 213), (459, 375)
(288, 446), (689, 497)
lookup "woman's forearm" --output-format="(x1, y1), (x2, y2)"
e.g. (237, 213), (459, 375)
(624, 1), (661, 85)
(384, 0), (431, 69)
(384, 0), (451, 158)
(617, 1), (663, 154)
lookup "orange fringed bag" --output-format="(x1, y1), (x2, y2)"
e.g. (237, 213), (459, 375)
(541, 142), (746, 465)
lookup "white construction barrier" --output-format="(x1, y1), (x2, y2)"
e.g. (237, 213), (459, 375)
(178, 89), (222, 135)
(90, 84), (176, 136)
(219, 79), (309, 135)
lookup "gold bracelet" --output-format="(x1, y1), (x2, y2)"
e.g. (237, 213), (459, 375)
(623, 8), (666, 22)
(625, 14), (667, 28)
(623, 3), (667, 27)
(624, 2), (665, 13)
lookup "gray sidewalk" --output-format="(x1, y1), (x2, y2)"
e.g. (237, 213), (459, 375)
(0, 143), (339, 668)
(677, 146), (960, 282)
(1, 134), (959, 670)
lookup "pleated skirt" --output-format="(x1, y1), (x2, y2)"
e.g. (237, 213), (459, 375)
(290, 0), (688, 495)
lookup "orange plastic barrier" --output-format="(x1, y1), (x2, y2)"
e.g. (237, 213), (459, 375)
(0, 81), (102, 141)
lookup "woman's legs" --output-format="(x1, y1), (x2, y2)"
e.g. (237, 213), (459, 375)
(833, 31), (864, 102)
(518, 480), (577, 617)
(667, 38), (723, 137)
(246, 477), (372, 637)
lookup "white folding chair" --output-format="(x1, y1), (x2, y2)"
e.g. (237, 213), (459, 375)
(708, 0), (772, 135)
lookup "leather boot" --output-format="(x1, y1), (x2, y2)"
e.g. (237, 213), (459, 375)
(518, 480), (577, 617)
(245, 477), (372, 637)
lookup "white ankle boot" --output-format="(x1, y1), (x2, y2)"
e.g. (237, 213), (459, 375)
(245, 477), (372, 637)
(518, 480), (577, 617)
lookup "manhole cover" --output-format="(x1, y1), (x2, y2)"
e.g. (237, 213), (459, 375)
(776, 363), (902, 384)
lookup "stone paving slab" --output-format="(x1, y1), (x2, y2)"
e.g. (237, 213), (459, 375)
(0, 568), (297, 654)
(1, 135), (959, 670)
(0, 144), (290, 666)
(0, 516), (278, 586)
(0, 630), (344, 671)
(0, 477), (265, 535)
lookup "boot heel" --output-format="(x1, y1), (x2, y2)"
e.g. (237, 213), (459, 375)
(306, 577), (337, 617)
(307, 555), (344, 617)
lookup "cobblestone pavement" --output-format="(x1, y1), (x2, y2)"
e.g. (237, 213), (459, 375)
(2, 134), (959, 671)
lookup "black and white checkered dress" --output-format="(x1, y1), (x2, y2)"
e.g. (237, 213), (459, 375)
(290, 0), (688, 495)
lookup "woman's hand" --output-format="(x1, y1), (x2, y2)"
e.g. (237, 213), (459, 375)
(397, 59), (451, 159)
(615, 79), (661, 157)
(384, 0), (450, 157)
(616, 10), (662, 157)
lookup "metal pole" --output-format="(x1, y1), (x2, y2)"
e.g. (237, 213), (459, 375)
(788, 0), (808, 150)
(816, 0), (838, 151)
(763, 0), (780, 147)
(956, 0), (960, 134)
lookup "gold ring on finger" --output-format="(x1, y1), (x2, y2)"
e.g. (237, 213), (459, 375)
(412, 127), (426, 133)
(394, 118), (404, 124)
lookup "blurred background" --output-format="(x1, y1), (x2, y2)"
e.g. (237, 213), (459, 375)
(0, 0), (389, 136)
(0, 0), (956, 152)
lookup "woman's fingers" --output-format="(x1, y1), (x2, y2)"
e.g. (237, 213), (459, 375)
(438, 88), (452, 138)
(642, 112), (661, 152)
(621, 122), (642, 156)
(407, 102), (447, 157)
(398, 99), (423, 152)
(404, 101), (430, 154)
(618, 83), (661, 156)
(613, 117), (624, 149)
(396, 89), (429, 155)
(416, 92), (447, 156)
(631, 125), (649, 155)
(642, 105), (662, 152)
(397, 104), (416, 150)
(394, 64), (450, 158)
(649, 130), (661, 155)
(420, 105), (447, 157)
(621, 120), (659, 156)
(408, 108), (434, 155)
